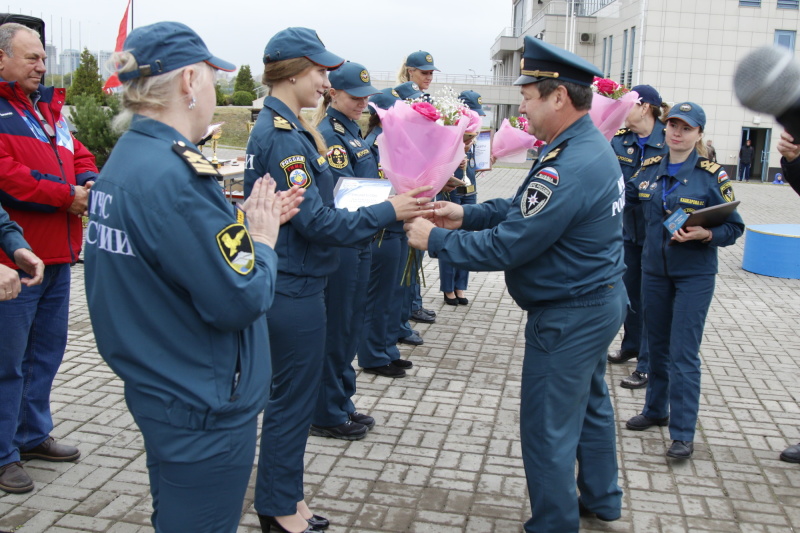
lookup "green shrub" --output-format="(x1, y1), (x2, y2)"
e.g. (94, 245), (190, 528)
(70, 95), (122, 169)
(232, 91), (255, 106)
(215, 83), (226, 106)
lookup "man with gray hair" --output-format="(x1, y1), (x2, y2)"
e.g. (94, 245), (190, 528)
(0, 21), (98, 494)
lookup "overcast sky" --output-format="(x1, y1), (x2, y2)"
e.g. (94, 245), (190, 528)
(8, 0), (513, 78)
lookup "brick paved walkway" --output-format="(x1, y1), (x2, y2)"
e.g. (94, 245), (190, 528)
(1, 167), (799, 532)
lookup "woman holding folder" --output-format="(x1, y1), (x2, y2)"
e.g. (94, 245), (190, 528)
(623, 102), (744, 460)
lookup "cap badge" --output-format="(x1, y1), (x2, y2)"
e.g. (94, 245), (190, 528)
(680, 103), (692, 112)
(477, 97), (483, 105)
(391, 89), (399, 97)
(425, 54), (433, 63)
(412, 83), (419, 91)
(360, 70), (370, 83)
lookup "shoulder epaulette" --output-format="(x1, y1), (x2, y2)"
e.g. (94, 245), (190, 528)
(331, 117), (346, 134)
(172, 141), (219, 177)
(273, 115), (292, 130)
(697, 158), (721, 174)
(539, 141), (567, 163)
(642, 155), (663, 167)
(614, 128), (629, 137)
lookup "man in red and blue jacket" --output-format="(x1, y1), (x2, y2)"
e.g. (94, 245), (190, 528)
(0, 22), (98, 494)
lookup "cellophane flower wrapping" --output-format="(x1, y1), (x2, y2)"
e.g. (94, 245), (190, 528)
(492, 118), (540, 159)
(375, 100), (469, 197)
(589, 90), (640, 141)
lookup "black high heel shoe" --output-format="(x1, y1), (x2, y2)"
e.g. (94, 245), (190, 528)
(258, 514), (321, 533)
(307, 514), (329, 530)
(443, 293), (459, 305)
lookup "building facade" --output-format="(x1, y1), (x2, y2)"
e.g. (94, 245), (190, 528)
(492, 0), (800, 180)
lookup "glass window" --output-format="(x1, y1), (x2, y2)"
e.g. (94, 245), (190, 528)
(775, 30), (797, 53)
(628, 26), (636, 87)
(778, 0), (799, 8)
(621, 30), (628, 85)
(607, 35), (613, 78)
(739, 0), (761, 6)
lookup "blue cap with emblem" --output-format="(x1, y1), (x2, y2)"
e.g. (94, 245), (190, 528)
(118, 21), (235, 82)
(263, 27), (344, 70)
(406, 50), (440, 71)
(514, 36), (602, 87)
(368, 88), (401, 114)
(459, 90), (486, 116)
(631, 85), (662, 107)
(394, 81), (423, 100)
(666, 101), (706, 129)
(329, 61), (379, 98)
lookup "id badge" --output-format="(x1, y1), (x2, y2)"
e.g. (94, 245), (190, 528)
(663, 209), (689, 234)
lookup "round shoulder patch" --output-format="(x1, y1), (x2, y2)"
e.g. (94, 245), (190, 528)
(216, 224), (255, 275)
(327, 145), (349, 169)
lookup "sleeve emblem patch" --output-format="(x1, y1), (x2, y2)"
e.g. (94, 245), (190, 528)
(327, 145), (349, 169)
(280, 155), (311, 188)
(720, 181), (735, 202)
(717, 170), (729, 183)
(216, 224), (255, 275)
(521, 182), (552, 217)
(534, 167), (559, 186)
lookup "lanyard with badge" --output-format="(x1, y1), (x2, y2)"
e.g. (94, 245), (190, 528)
(661, 176), (688, 232)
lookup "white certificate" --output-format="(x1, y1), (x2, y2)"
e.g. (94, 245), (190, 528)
(474, 129), (493, 171)
(333, 178), (394, 212)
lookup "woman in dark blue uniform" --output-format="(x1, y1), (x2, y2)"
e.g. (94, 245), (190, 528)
(607, 85), (669, 390)
(624, 103), (744, 459)
(438, 90), (484, 306)
(245, 28), (431, 533)
(309, 61), (381, 440)
(84, 22), (299, 533)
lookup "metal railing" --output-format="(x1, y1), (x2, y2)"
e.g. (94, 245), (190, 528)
(496, 0), (618, 40)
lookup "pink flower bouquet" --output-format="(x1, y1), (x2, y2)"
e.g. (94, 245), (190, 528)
(375, 100), (469, 197)
(589, 90), (640, 140)
(492, 118), (541, 160)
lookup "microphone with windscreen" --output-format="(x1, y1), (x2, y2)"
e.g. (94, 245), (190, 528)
(734, 45), (800, 142)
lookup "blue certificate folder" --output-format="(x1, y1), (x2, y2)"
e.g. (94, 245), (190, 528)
(333, 178), (394, 212)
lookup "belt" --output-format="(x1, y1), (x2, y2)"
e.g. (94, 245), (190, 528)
(455, 184), (476, 195)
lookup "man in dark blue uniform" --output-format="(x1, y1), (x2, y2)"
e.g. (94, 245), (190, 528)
(405, 36), (627, 532)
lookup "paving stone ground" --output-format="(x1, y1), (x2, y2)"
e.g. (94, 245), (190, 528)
(2, 164), (800, 533)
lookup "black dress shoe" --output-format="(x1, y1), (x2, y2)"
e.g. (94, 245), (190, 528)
(0, 462), (33, 494)
(666, 440), (694, 459)
(20, 437), (80, 462)
(410, 309), (435, 323)
(620, 371), (648, 389)
(578, 498), (619, 522)
(349, 411), (375, 430)
(398, 332), (423, 345)
(420, 307), (436, 318)
(607, 349), (638, 364)
(780, 443), (800, 463)
(258, 514), (321, 533)
(443, 294), (459, 305)
(363, 364), (406, 378)
(309, 420), (367, 440)
(457, 297), (468, 305)
(392, 358), (413, 369)
(626, 414), (669, 431)
(307, 514), (329, 530)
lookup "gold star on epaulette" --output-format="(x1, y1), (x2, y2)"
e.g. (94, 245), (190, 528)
(172, 141), (220, 177)
(642, 155), (663, 167)
(273, 116), (292, 130)
(540, 147), (562, 163)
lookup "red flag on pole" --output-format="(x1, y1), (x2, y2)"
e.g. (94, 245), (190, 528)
(102, 0), (131, 94)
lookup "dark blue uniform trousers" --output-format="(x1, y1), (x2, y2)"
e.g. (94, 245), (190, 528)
(136, 415), (257, 533)
(358, 233), (403, 368)
(397, 236), (417, 340)
(314, 245), (371, 427)
(438, 193), (476, 293)
(641, 272), (715, 442)
(256, 279), (326, 516)
(621, 241), (650, 374)
(521, 282), (626, 533)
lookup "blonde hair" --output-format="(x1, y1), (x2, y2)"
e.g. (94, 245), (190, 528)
(111, 51), (211, 131)
(263, 57), (327, 155)
(311, 90), (332, 128)
(396, 60), (412, 84)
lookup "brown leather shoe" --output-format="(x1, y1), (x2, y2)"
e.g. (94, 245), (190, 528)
(20, 437), (80, 462)
(0, 462), (34, 493)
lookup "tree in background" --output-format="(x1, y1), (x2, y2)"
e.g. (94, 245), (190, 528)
(215, 83), (227, 106)
(234, 65), (256, 101)
(70, 95), (122, 169)
(66, 48), (105, 105)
